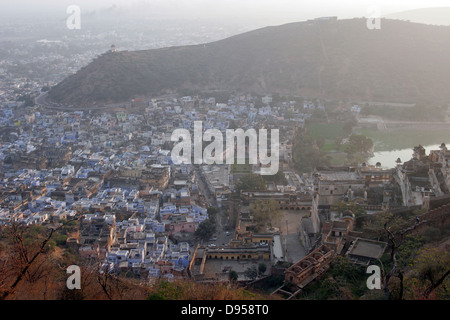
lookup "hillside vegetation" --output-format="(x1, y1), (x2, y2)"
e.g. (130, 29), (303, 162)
(49, 18), (450, 106)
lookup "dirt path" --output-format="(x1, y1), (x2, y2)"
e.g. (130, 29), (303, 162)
(279, 210), (307, 235)
(279, 210), (309, 263)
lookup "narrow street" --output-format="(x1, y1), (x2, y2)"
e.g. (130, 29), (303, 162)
(193, 166), (233, 246)
(279, 210), (308, 263)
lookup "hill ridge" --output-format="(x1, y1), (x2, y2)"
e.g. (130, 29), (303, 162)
(48, 18), (450, 106)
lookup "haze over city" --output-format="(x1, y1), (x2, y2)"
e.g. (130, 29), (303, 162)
(0, 0), (449, 307)
(2, 0), (450, 25)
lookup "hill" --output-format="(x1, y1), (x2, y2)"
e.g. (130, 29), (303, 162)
(48, 18), (450, 106)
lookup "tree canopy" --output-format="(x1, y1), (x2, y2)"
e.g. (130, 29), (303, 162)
(194, 218), (216, 241)
(249, 199), (282, 231)
(292, 131), (331, 173)
(234, 173), (267, 194)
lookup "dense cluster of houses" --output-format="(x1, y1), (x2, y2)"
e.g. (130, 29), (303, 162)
(0, 93), (309, 279)
(2, 89), (448, 282)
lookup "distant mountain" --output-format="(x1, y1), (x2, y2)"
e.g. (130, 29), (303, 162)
(385, 7), (450, 26)
(48, 18), (450, 106)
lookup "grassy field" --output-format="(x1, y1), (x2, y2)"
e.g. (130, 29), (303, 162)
(305, 122), (345, 140)
(328, 152), (349, 165)
(322, 140), (338, 152)
(305, 122), (345, 152)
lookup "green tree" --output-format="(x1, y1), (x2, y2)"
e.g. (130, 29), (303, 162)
(229, 270), (238, 282)
(346, 134), (373, 154)
(244, 266), (258, 281)
(194, 219), (216, 241)
(234, 173), (267, 194)
(329, 256), (365, 282)
(292, 130), (330, 173)
(331, 201), (367, 219)
(262, 170), (287, 185)
(258, 263), (267, 275)
(207, 207), (218, 220)
(249, 199), (282, 231)
(18, 94), (35, 107)
(147, 281), (182, 300)
(409, 247), (450, 299)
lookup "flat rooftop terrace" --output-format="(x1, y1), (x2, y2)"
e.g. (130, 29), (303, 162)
(347, 238), (387, 259)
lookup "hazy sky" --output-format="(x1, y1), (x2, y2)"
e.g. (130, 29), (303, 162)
(1, 0), (450, 24)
